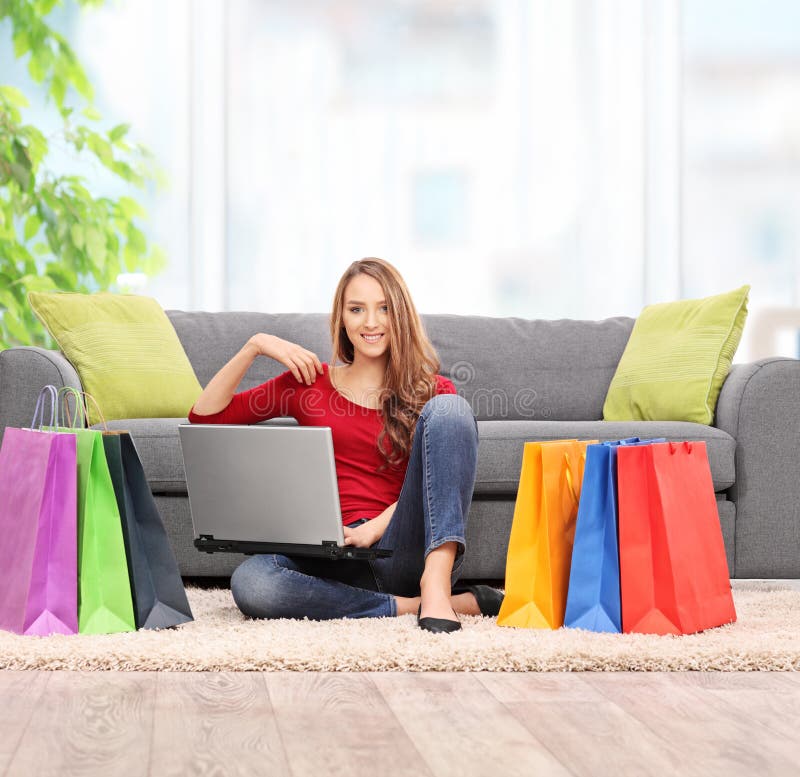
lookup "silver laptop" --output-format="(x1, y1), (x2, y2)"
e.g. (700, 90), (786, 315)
(178, 424), (392, 560)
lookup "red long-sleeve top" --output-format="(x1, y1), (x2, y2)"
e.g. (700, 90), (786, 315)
(187, 362), (457, 525)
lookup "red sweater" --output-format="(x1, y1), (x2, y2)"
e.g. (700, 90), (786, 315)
(187, 362), (457, 525)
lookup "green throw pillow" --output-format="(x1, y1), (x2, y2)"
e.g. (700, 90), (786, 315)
(29, 292), (202, 426)
(603, 285), (750, 424)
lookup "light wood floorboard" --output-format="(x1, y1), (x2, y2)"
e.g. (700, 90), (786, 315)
(2, 670), (800, 777)
(264, 672), (432, 777)
(0, 672), (49, 775)
(6, 672), (155, 777)
(582, 672), (800, 777)
(477, 672), (690, 776)
(665, 671), (800, 742)
(372, 672), (571, 777)
(149, 672), (290, 777)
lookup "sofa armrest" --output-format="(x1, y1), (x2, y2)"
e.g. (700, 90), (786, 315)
(714, 358), (800, 577)
(0, 347), (82, 445)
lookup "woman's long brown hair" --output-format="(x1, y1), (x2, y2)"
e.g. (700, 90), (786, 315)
(330, 258), (441, 470)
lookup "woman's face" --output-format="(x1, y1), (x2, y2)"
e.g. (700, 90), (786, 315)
(341, 274), (391, 362)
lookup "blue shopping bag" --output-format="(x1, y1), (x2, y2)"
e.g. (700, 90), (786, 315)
(564, 438), (664, 633)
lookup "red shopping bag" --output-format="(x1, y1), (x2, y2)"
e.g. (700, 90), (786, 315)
(617, 441), (736, 635)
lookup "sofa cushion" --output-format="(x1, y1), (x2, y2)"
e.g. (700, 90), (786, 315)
(168, 311), (636, 422)
(603, 285), (749, 424)
(426, 315), (636, 422)
(104, 417), (735, 497)
(29, 292), (202, 425)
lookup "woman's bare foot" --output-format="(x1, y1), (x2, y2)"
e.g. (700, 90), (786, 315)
(395, 596), (421, 616)
(419, 571), (458, 620)
(451, 591), (481, 616)
(396, 592), (482, 617)
(418, 542), (460, 621)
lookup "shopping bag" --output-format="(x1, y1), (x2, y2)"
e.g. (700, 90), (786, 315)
(618, 440), (736, 635)
(0, 386), (78, 635)
(497, 439), (596, 629)
(564, 438), (665, 633)
(55, 389), (135, 634)
(563, 441), (626, 633)
(103, 430), (193, 629)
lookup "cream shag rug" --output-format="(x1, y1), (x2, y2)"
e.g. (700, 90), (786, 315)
(1, 582), (799, 672)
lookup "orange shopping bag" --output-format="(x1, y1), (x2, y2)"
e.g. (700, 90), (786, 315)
(618, 441), (736, 635)
(497, 439), (596, 629)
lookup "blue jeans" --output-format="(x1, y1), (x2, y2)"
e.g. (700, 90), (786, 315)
(230, 393), (479, 619)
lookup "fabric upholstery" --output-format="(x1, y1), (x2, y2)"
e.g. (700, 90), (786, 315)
(715, 358), (800, 577)
(604, 285), (749, 424)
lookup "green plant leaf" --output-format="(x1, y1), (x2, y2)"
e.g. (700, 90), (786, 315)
(126, 223), (146, 255)
(35, 0), (60, 15)
(70, 223), (85, 249)
(85, 226), (106, 267)
(12, 30), (31, 58)
(24, 215), (41, 240)
(109, 123), (130, 142)
(28, 48), (52, 83)
(45, 262), (78, 289)
(69, 66), (93, 101)
(23, 127), (48, 167)
(2, 309), (31, 344)
(117, 196), (144, 219)
(0, 86), (29, 108)
(18, 273), (57, 291)
(51, 74), (67, 108)
(86, 133), (113, 166)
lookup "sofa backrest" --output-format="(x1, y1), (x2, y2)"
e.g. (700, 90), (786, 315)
(167, 311), (635, 422)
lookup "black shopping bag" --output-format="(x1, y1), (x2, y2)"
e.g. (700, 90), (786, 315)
(103, 431), (194, 629)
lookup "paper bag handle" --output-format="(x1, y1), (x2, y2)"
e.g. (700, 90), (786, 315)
(30, 385), (59, 430)
(58, 388), (110, 432)
(58, 386), (86, 429)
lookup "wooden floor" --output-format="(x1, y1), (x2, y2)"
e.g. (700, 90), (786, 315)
(1, 670), (799, 777)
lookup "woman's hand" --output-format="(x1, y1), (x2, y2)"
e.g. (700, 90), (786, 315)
(343, 520), (385, 548)
(342, 502), (396, 548)
(248, 334), (323, 385)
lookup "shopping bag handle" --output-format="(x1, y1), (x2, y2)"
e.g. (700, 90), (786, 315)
(30, 385), (59, 430)
(57, 388), (109, 432)
(563, 451), (587, 507)
(58, 386), (86, 429)
(82, 392), (109, 431)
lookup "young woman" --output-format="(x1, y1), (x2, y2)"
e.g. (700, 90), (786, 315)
(189, 257), (503, 632)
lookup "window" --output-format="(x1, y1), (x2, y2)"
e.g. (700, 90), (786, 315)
(682, 0), (800, 325)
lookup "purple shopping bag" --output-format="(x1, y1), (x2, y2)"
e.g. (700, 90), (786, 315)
(0, 386), (78, 636)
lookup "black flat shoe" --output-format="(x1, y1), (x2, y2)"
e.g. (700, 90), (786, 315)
(452, 584), (505, 617)
(417, 605), (462, 634)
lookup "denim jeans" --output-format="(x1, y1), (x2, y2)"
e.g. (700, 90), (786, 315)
(230, 393), (479, 619)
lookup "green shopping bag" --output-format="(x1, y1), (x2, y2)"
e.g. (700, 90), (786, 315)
(55, 388), (135, 634)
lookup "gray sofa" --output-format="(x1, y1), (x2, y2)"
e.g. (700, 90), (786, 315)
(1, 311), (799, 579)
